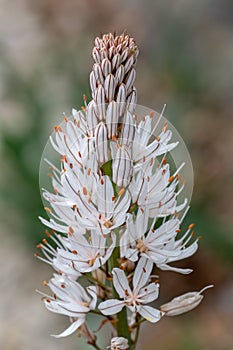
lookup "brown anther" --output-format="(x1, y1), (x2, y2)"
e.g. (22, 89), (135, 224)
(34, 253), (39, 257)
(112, 135), (117, 141)
(45, 230), (51, 237)
(68, 226), (74, 235)
(81, 106), (87, 112)
(143, 156), (146, 162)
(156, 136), (161, 141)
(140, 208), (145, 214)
(197, 235), (203, 240)
(162, 169), (166, 175)
(162, 157), (167, 165)
(88, 197), (91, 203)
(143, 267), (146, 273)
(43, 280), (47, 286)
(51, 229), (56, 235)
(176, 229), (181, 233)
(58, 270), (62, 275)
(151, 228), (155, 233)
(36, 244), (42, 249)
(112, 196), (116, 201)
(83, 187), (88, 195)
(64, 116), (68, 122)
(69, 163), (73, 169)
(73, 204), (77, 210)
(77, 120), (81, 128)
(162, 122), (168, 132)
(88, 258), (96, 267)
(168, 176), (174, 183)
(149, 158), (154, 166)
(125, 289), (130, 297)
(54, 125), (62, 132)
(72, 249), (78, 255)
(189, 223), (195, 230)
(54, 188), (59, 194)
(83, 94), (87, 102)
(154, 279), (159, 284)
(150, 111), (154, 118)
(61, 284), (66, 289)
(98, 213), (102, 220)
(54, 293), (57, 300)
(158, 201), (162, 208)
(136, 240), (148, 253)
(46, 299), (51, 303)
(81, 302), (89, 307)
(191, 231), (195, 237)
(44, 207), (52, 213)
(42, 238), (48, 245)
(100, 178), (105, 185)
(78, 151), (82, 158)
(104, 220), (113, 228)
(118, 188), (125, 197)
(87, 168), (91, 176)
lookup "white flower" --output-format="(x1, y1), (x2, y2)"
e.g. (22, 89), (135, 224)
(107, 337), (129, 349)
(38, 274), (97, 338)
(160, 285), (214, 316)
(129, 162), (187, 217)
(99, 257), (162, 323)
(36, 232), (81, 280)
(40, 175), (131, 236)
(132, 114), (178, 164)
(57, 230), (116, 273)
(120, 208), (198, 274)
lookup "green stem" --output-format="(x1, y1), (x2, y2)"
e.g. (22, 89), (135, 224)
(108, 246), (132, 349)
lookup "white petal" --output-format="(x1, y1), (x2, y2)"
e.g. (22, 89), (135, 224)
(138, 305), (162, 323)
(138, 282), (159, 304)
(133, 257), (153, 293)
(51, 318), (84, 338)
(98, 299), (125, 315)
(113, 268), (131, 299)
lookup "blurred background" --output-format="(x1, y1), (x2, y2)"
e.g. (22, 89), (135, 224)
(0, 0), (232, 349)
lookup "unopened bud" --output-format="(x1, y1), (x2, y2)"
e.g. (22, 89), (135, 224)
(107, 337), (129, 350)
(95, 122), (108, 164)
(160, 285), (214, 316)
(112, 147), (133, 187)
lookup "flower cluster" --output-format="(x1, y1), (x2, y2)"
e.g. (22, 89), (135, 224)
(37, 33), (212, 349)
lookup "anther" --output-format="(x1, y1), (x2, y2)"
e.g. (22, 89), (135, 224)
(189, 223), (195, 230)
(119, 188), (125, 197)
(45, 230), (51, 237)
(44, 207), (52, 213)
(168, 176), (174, 183)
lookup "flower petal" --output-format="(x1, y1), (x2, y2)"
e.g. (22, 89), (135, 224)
(133, 257), (153, 293)
(51, 318), (84, 338)
(98, 299), (125, 315)
(113, 268), (131, 299)
(138, 305), (162, 323)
